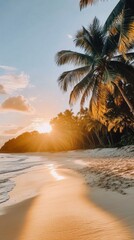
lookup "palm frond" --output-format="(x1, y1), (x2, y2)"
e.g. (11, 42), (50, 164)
(79, 0), (100, 10)
(90, 81), (112, 122)
(79, 0), (134, 55)
(104, 0), (125, 33)
(56, 16), (134, 122)
(89, 17), (102, 35)
(113, 52), (134, 62)
(91, 77), (101, 104)
(88, 17), (104, 54)
(69, 71), (94, 105)
(75, 28), (95, 54)
(108, 61), (134, 83)
(82, 26), (100, 54)
(55, 50), (93, 66)
(89, 78), (100, 115)
(58, 66), (90, 91)
(80, 79), (95, 107)
(97, 83), (111, 117)
(119, 0), (134, 53)
(75, 18), (104, 55)
(102, 32), (120, 57)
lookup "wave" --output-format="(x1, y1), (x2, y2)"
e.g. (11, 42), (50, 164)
(0, 154), (46, 204)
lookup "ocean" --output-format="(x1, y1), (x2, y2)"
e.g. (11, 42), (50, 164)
(0, 154), (46, 204)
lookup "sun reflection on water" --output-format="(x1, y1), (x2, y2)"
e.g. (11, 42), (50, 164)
(47, 164), (65, 181)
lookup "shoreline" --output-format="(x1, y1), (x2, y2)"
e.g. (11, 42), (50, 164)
(0, 144), (133, 156)
(0, 158), (133, 239)
(0, 148), (134, 239)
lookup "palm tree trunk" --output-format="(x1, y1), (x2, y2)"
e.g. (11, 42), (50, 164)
(109, 131), (114, 146)
(90, 133), (96, 147)
(113, 81), (134, 116)
(94, 131), (105, 147)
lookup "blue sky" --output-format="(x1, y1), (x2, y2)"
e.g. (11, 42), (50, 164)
(0, 0), (117, 145)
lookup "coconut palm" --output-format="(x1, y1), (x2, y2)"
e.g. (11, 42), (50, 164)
(56, 18), (134, 119)
(79, 0), (134, 53)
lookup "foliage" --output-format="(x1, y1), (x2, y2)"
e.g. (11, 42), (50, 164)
(119, 130), (134, 146)
(56, 18), (134, 132)
(1, 109), (131, 153)
(2, 2), (134, 153)
(79, 0), (134, 54)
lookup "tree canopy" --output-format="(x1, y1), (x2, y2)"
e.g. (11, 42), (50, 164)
(79, 0), (134, 54)
(56, 18), (134, 131)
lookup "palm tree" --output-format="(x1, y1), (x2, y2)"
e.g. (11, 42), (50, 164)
(79, 0), (134, 53)
(56, 18), (134, 119)
(77, 108), (108, 147)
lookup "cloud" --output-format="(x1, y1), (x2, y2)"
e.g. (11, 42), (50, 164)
(1, 95), (33, 112)
(4, 126), (24, 135)
(0, 72), (29, 94)
(32, 118), (45, 123)
(0, 84), (6, 94)
(0, 65), (16, 72)
(28, 96), (37, 102)
(67, 34), (73, 39)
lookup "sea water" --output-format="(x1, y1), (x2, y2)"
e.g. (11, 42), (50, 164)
(0, 154), (46, 204)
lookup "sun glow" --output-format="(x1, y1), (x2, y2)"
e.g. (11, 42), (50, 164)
(36, 122), (52, 133)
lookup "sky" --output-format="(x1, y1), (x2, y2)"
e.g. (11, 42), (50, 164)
(0, 0), (117, 146)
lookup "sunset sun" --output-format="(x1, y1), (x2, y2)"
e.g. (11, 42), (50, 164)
(36, 122), (52, 133)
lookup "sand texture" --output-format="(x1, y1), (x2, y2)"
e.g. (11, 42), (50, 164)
(0, 164), (133, 240)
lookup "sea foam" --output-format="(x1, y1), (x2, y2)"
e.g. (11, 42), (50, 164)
(0, 154), (46, 204)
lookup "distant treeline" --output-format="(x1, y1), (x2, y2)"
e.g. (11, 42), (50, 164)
(1, 109), (134, 153)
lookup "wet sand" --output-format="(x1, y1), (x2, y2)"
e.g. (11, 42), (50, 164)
(0, 165), (133, 240)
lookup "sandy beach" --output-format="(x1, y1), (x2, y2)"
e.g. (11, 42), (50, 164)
(0, 147), (134, 240)
(1, 0), (134, 238)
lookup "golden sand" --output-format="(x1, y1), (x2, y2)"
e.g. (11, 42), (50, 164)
(0, 165), (133, 240)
